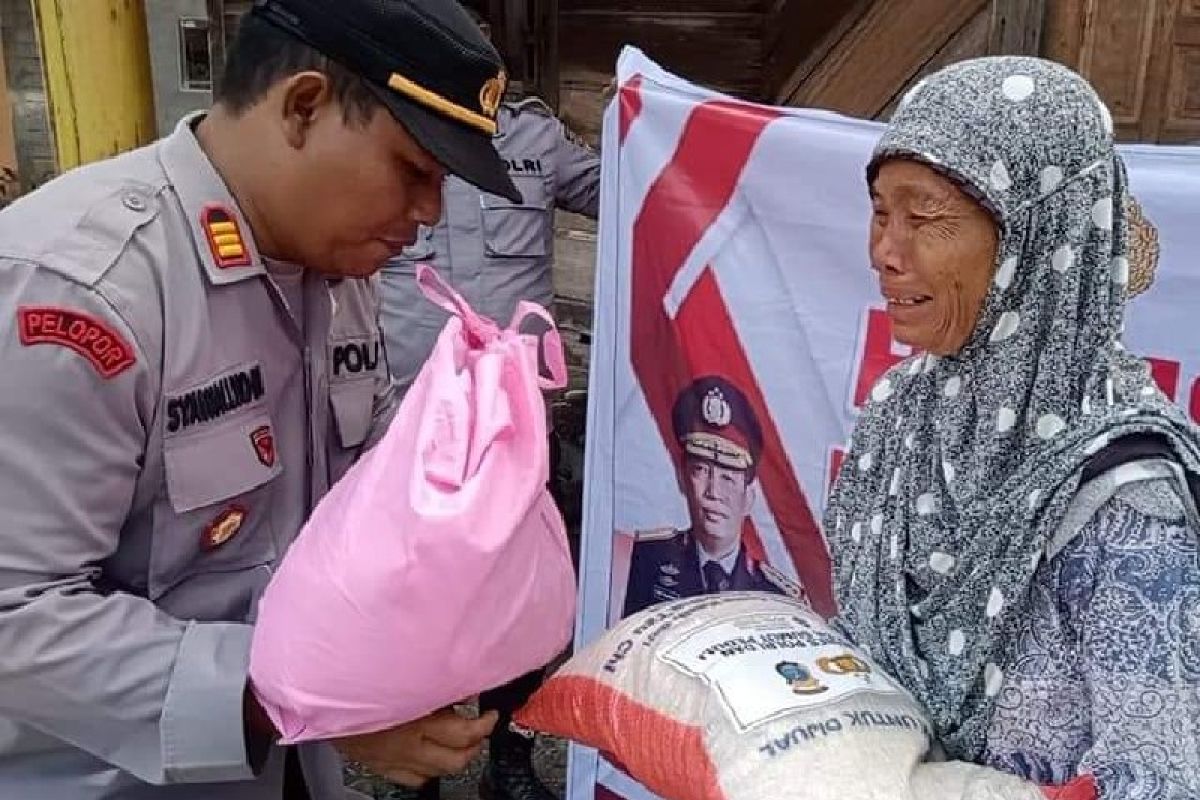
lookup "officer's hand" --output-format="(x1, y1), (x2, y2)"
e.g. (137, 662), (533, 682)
(334, 708), (499, 787)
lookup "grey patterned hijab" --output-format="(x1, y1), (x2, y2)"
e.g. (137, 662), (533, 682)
(825, 57), (1200, 761)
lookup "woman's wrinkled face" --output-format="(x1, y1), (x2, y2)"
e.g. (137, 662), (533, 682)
(869, 160), (1000, 355)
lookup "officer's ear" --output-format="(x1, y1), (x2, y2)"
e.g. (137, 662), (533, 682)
(279, 71), (335, 149)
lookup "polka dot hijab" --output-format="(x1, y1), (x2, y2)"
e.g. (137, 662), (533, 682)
(825, 57), (1200, 760)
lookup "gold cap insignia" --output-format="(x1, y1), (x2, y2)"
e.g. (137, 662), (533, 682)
(701, 387), (732, 427)
(683, 433), (753, 471)
(480, 70), (507, 119)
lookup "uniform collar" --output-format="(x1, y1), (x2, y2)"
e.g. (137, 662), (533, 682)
(695, 537), (740, 575)
(491, 103), (514, 141)
(157, 112), (267, 287)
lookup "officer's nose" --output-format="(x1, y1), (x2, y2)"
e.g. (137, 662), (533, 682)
(411, 175), (444, 228)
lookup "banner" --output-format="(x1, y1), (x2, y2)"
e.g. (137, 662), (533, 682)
(569, 48), (1200, 800)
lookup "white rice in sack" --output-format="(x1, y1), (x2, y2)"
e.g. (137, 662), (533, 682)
(516, 593), (1039, 800)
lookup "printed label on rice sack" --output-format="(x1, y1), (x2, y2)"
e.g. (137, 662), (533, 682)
(755, 707), (930, 758)
(658, 612), (907, 732)
(603, 594), (754, 674)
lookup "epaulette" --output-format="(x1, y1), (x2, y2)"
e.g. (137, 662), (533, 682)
(35, 182), (162, 289)
(762, 562), (806, 601)
(634, 527), (679, 542)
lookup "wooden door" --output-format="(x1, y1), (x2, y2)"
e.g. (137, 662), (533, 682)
(1046, 0), (1200, 143)
(1160, 0), (1200, 141)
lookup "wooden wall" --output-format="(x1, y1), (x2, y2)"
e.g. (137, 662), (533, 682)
(1046, 0), (1200, 143)
(556, 0), (768, 145)
(548, 0), (1200, 389)
(778, 0), (993, 119)
(771, 0), (1200, 145)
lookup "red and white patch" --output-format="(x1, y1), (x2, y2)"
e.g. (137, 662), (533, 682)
(251, 424), (276, 468)
(202, 505), (247, 551)
(18, 306), (136, 379)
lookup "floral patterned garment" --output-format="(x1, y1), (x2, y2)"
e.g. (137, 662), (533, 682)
(983, 473), (1200, 799)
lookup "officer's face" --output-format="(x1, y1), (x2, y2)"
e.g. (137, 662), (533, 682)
(681, 457), (753, 549)
(868, 160), (999, 356)
(268, 72), (446, 277)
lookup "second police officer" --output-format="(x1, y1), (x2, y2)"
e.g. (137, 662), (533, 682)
(377, 7), (600, 800)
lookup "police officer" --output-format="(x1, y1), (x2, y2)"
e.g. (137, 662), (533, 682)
(378, 8), (600, 395)
(0, 1), (521, 798)
(622, 376), (800, 617)
(377, 10), (599, 800)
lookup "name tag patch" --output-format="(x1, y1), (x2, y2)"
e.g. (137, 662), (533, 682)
(167, 364), (265, 434)
(331, 338), (381, 379)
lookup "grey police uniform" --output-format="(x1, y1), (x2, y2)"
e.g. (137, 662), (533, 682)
(378, 98), (599, 390)
(0, 114), (394, 798)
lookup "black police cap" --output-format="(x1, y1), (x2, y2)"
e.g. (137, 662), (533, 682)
(671, 375), (764, 471)
(251, 0), (520, 202)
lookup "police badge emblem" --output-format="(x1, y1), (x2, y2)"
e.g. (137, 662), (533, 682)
(251, 425), (276, 468)
(701, 387), (732, 427)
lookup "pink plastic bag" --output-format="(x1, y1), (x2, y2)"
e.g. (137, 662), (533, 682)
(248, 264), (576, 744)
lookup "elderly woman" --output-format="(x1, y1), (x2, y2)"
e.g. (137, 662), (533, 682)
(826, 57), (1200, 798)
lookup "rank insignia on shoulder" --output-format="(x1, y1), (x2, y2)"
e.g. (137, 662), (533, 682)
(762, 562), (805, 600)
(202, 505), (247, 551)
(202, 205), (251, 269)
(17, 306), (137, 379)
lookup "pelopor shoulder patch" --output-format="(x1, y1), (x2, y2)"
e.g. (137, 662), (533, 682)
(18, 306), (136, 379)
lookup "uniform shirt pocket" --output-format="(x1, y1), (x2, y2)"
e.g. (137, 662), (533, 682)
(329, 380), (374, 451)
(152, 408), (282, 607)
(164, 410), (282, 513)
(327, 334), (382, 452)
(482, 176), (551, 258)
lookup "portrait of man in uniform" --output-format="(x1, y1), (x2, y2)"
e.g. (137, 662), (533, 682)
(620, 375), (799, 617)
